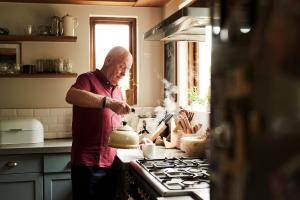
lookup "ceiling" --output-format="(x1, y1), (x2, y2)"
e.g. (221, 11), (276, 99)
(0, 0), (172, 7)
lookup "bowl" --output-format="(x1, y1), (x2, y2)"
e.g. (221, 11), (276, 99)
(180, 135), (207, 157)
(0, 65), (8, 74)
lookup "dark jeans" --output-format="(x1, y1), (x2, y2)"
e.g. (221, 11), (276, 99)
(71, 165), (116, 200)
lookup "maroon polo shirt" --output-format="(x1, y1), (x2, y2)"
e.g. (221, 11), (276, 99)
(70, 69), (122, 168)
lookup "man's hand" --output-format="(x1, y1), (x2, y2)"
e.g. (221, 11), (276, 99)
(106, 97), (131, 115)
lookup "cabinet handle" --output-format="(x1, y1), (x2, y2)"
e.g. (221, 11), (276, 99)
(6, 162), (18, 167)
(65, 161), (71, 169)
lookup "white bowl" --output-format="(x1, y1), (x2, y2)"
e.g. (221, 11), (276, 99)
(180, 136), (207, 157)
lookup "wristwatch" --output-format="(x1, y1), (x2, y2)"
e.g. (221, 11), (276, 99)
(102, 96), (107, 108)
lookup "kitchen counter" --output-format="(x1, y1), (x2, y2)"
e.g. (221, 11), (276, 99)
(117, 145), (187, 164)
(0, 139), (186, 159)
(0, 139), (72, 155)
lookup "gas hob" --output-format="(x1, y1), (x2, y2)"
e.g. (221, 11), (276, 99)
(129, 157), (210, 200)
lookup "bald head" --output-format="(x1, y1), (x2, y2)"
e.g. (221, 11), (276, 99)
(101, 46), (133, 86)
(107, 46), (131, 59)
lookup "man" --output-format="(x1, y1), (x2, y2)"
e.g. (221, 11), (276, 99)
(65, 46), (132, 200)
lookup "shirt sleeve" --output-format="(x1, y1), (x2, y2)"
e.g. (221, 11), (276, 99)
(72, 73), (91, 91)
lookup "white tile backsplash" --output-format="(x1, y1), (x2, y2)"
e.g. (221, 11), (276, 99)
(17, 109), (34, 117)
(64, 108), (72, 115)
(56, 132), (72, 138)
(45, 132), (57, 139)
(0, 109), (17, 117)
(40, 116), (58, 125)
(34, 109), (50, 117)
(48, 124), (66, 132)
(0, 108), (72, 139)
(57, 115), (72, 125)
(50, 108), (66, 116)
(0, 107), (159, 139)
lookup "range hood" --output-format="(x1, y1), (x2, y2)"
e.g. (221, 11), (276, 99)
(144, 7), (210, 42)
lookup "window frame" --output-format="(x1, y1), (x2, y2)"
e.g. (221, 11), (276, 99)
(188, 42), (200, 103)
(89, 17), (137, 105)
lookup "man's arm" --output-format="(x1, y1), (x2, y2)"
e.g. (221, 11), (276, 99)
(66, 87), (103, 108)
(65, 87), (131, 114)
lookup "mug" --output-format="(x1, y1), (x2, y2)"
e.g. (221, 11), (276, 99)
(141, 143), (156, 159)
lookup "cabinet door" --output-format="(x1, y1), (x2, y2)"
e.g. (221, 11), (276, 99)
(43, 154), (71, 173)
(0, 173), (43, 200)
(44, 173), (72, 200)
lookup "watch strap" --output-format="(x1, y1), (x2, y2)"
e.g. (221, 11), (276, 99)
(102, 96), (107, 108)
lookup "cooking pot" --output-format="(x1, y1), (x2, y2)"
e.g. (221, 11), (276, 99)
(108, 121), (139, 149)
(62, 14), (78, 36)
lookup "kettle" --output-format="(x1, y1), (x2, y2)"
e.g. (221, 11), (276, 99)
(108, 121), (139, 149)
(62, 14), (78, 36)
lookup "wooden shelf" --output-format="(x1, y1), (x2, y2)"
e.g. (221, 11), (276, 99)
(0, 35), (77, 42)
(0, 73), (78, 78)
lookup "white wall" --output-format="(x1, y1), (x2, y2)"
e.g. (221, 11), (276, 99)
(0, 2), (164, 108)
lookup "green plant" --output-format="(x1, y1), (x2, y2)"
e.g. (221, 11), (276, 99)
(188, 87), (200, 102)
(188, 87), (209, 105)
(198, 95), (209, 105)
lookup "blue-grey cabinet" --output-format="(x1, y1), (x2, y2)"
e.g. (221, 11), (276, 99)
(0, 154), (43, 200)
(44, 173), (72, 200)
(0, 173), (43, 200)
(43, 153), (72, 200)
(0, 153), (72, 200)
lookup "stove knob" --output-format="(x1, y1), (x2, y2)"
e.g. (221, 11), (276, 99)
(141, 191), (144, 197)
(212, 122), (232, 149)
(144, 193), (150, 200)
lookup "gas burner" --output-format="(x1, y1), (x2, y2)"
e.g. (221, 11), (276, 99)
(164, 178), (210, 190)
(165, 179), (184, 190)
(182, 180), (199, 185)
(142, 157), (208, 169)
(165, 170), (193, 178)
(136, 157), (210, 190)
(187, 168), (202, 173)
(153, 161), (176, 168)
(152, 171), (168, 179)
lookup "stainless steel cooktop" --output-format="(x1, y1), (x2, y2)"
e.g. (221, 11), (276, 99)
(130, 157), (210, 200)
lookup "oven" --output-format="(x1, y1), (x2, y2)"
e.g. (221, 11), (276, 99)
(128, 157), (210, 200)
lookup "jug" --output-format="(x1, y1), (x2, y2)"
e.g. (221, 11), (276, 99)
(62, 14), (78, 36)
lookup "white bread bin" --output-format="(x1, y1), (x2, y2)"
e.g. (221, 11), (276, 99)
(0, 118), (44, 145)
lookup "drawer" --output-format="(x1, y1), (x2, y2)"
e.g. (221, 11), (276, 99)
(43, 153), (71, 173)
(0, 154), (42, 174)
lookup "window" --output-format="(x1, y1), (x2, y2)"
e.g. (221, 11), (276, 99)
(176, 26), (211, 111)
(90, 17), (137, 105)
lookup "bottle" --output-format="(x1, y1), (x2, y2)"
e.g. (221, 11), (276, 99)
(64, 58), (72, 72)
(58, 58), (64, 72)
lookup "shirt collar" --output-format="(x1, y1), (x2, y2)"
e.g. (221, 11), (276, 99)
(95, 69), (116, 89)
